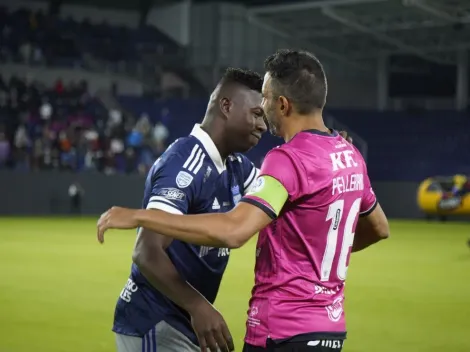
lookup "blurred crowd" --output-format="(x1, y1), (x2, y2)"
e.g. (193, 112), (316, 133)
(0, 7), (177, 70)
(0, 75), (169, 174)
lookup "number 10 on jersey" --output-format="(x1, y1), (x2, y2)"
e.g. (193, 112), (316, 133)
(321, 198), (361, 282)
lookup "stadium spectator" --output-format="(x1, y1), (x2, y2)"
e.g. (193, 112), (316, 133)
(0, 73), (166, 174)
(153, 121), (168, 154)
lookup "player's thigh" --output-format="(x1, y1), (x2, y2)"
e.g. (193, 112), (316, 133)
(149, 321), (200, 352)
(115, 333), (142, 352)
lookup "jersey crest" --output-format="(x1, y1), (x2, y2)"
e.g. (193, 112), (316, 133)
(176, 171), (193, 188)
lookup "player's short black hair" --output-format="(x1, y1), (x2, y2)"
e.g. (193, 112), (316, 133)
(219, 67), (263, 93)
(264, 49), (327, 113)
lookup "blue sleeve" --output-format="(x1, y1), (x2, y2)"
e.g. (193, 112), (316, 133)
(238, 154), (259, 194)
(146, 149), (203, 215)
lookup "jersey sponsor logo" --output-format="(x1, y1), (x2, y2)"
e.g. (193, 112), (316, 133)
(183, 144), (206, 174)
(325, 296), (344, 322)
(314, 284), (340, 295)
(119, 278), (138, 303)
(247, 306), (260, 327)
(330, 150), (358, 171)
(157, 187), (185, 200)
(212, 198), (220, 210)
(218, 248), (230, 257)
(308, 340), (343, 349)
(199, 245), (230, 257)
(176, 171), (193, 188)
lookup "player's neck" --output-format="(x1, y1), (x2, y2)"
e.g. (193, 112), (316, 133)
(283, 112), (328, 142)
(199, 122), (230, 160)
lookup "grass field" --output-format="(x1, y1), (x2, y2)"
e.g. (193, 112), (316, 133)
(1, 218), (470, 352)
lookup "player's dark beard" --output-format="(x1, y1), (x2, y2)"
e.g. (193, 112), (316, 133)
(267, 114), (281, 137)
(265, 105), (280, 137)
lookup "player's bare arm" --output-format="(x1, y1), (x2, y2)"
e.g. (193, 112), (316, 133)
(127, 217), (235, 352)
(352, 202), (389, 252)
(133, 225), (209, 313)
(97, 175), (288, 248)
(98, 202), (272, 249)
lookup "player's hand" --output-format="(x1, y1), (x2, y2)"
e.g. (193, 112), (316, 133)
(97, 206), (139, 243)
(339, 130), (353, 144)
(190, 302), (234, 352)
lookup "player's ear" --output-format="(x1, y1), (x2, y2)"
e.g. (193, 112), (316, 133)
(219, 97), (231, 118)
(278, 96), (290, 117)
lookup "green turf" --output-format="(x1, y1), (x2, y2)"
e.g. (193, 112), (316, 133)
(1, 218), (469, 352)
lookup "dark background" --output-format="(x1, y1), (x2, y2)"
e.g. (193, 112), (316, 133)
(0, 171), (433, 219)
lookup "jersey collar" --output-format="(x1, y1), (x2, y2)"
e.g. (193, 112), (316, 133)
(190, 124), (226, 174)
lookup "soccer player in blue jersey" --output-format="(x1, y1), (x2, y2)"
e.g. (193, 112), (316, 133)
(110, 68), (267, 352)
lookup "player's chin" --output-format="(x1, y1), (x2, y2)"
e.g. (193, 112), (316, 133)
(238, 135), (260, 152)
(248, 134), (261, 146)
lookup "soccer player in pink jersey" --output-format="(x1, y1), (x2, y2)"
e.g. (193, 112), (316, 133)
(98, 49), (390, 352)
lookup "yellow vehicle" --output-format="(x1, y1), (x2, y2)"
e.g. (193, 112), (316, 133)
(417, 175), (470, 219)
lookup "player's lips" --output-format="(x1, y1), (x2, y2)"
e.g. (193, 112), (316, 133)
(251, 133), (262, 140)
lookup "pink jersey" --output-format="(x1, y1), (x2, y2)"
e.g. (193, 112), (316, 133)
(242, 129), (377, 347)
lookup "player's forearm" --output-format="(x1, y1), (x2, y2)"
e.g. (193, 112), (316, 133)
(133, 209), (239, 248)
(134, 251), (208, 313)
(353, 206), (389, 252)
(352, 229), (388, 252)
(351, 234), (383, 252)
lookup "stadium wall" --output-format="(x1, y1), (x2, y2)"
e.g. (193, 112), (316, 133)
(0, 171), (424, 219)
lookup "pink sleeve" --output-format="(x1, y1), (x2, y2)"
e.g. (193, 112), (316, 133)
(259, 148), (301, 201)
(360, 162), (377, 216)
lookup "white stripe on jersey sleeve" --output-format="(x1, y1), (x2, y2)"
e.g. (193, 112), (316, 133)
(147, 202), (183, 214)
(193, 153), (206, 174)
(147, 196), (183, 214)
(182, 144), (200, 170)
(244, 167), (260, 192)
(181, 144), (206, 175)
(188, 147), (203, 172)
(147, 199), (183, 215)
(148, 195), (177, 208)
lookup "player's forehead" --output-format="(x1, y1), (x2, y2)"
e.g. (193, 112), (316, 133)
(233, 85), (262, 109)
(262, 72), (272, 95)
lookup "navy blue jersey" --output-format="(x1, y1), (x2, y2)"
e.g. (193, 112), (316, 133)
(113, 124), (258, 344)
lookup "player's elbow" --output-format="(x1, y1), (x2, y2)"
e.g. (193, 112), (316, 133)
(358, 203), (390, 240)
(224, 236), (245, 249)
(132, 247), (146, 268)
(370, 206), (390, 240)
(376, 222), (390, 240)
(131, 241), (156, 271)
(224, 225), (251, 249)
(214, 217), (247, 249)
